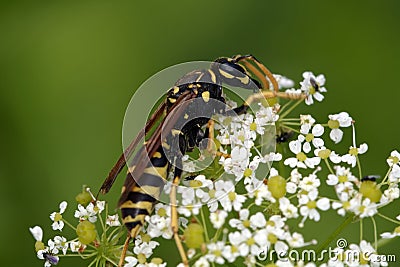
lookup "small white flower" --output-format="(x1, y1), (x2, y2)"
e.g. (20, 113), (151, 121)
(231, 229), (264, 257)
(300, 71), (327, 105)
(74, 203), (97, 223)
(327, 166), (357, 186)
(286, 232), (308, 248)
(389, 164), (400, 183)
(380, 184), (399, 204)
(229, 209), (250, 230)
(328, 112), (352, 143)
(279, 197), (299, 219)
(133, 239), (159, 259)
(380, 221), (400, 239)
(209, 210), (228, 229)
(245, 178), (275, 205)
(53, 236), (68, 255)
(300, 114), (316, 133)
(284, 140), (321, 169)
(274, 74), (295, 89)
(341, 143), (368, 167)
(387, 150), (400, 167)
(106, 214), (121, 226)
(50, 201), (67, 231)
(264, 152), (282, 162)
(332, 192), (352, 216)
(213, 180), (245, 212)
(30, 226), (43, 242)
(146, 204), (173, 239)
(350, 195), (377, 218)
(193, 256), (210, 267)
(124, 256), (138, 267)
(299, 124), (325, 153)
(299, 173), (321, 192)
(69, 241), (84, 252)
(249, 212), (267, 229)
(205, 241), (226, 264)
(298, 190), (330, 227)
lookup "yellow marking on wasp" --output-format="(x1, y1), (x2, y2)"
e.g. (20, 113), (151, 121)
(202, 91), (210, 102)
(173, 86), (180, 94)
(162, 141), (170, 150)
(188, 84), (195, 89)
(171, 129), (182, 136)
(169, 98), (177, 103)
(127, 165), (136, 173)
(121, 186), (126, 194)
(208, 69), (217, 84)
(152, 152), (162, 158)
(219, 69), (234, 79)
(195, 73), (205, 82)
(130, 225), (141, 237)
(237, 75), (250, 85)
(120, 200), (153, 214)
(122, 214), (147, 224)
(184, 114), (189, 119)
(193, 88), (198, 95)
(132, 185), (161, 197)
(143, 165), (168, 179)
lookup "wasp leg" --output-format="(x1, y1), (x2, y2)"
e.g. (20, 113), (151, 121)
(234, 54), (279, 92)
(117, 234), (132, 267)
(170, 167), (189, 266)
(200, 119), (230, 159)
(206, 120), (214, 153)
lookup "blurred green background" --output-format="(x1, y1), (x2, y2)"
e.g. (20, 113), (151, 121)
(1, 1), (400, 266)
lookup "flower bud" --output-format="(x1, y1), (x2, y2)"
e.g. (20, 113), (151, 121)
(75, 191), (92, 206)
(268, 175), (287, 199)
(184, 223), (204, 249)
(359, 181), (382, 203)
(76, 220), (97, 244)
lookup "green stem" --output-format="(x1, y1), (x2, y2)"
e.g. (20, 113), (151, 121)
(360, 218), (363, 242)
(371, 216), (378, 251)
(280, 122), (301, 126)
(377, 213), (400, 224)
(316, 214), (354, 255)
(280, 118), (300, 121)
(380, 166), (393, 186)
(280, 99), (303, 119)
(356, 155), (362, 179)
(324, 158), (335, 175)
(276, 144), (286, 178)
(200, 207), (210, 242)
(98, 209), (106, 233)
(62, 218), (77, 231)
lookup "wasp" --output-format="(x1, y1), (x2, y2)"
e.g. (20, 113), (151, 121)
(98, 55), (305, 266)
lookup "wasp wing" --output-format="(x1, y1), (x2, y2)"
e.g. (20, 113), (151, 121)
(117, 91), (196, 206)
(99, 100), (167, 195)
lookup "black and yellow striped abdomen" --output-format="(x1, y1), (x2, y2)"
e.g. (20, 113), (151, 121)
(120, 146), (170, 237)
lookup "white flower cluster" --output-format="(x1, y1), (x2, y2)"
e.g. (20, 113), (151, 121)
(30, 190), (124, 267)
(31, 70), (400, 267)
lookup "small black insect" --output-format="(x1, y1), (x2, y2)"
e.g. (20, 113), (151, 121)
(310, 77), (320, 91)
(276, 131), (294, 143)
(43, 252), (59, 266)
(361, 175), (380, 182)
